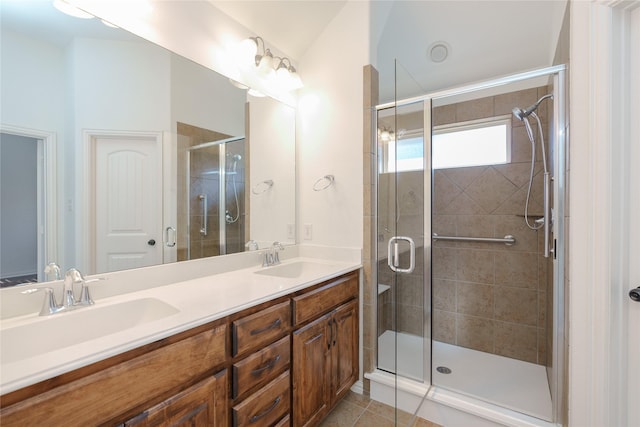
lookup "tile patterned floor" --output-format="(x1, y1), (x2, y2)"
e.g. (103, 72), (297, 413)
(319, 391), (442, 427)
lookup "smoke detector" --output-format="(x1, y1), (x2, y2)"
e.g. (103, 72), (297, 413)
(428, 41), (450, 63)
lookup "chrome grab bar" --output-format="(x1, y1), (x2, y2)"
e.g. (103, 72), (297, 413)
(432, 233), (516, 246)
(387, 236), (415, 273)
(198, 194), (207, 236)
(165, 226), (176, 247)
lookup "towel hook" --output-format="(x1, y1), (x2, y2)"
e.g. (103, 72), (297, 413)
(313, 175), (334, 191)
(252, 179), (274, 195)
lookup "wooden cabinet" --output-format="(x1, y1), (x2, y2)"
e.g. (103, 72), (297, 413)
(124, 370), (228, 427)
(291, 273), (359, 427)
(0, 269), (359, 427)
(0, 323), (227, 427)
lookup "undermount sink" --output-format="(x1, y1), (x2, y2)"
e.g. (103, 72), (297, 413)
(1, 298), (179, 364)
(254, 261), (337, 279)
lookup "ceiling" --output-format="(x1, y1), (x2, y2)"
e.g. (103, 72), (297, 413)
(207, 0), (348, 60)
(206, 0), (567, 101)
(2, 0), (567, 102)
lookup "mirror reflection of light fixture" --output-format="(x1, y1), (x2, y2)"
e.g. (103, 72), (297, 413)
(233, 36), (303, 94)
(378, 127), (395, 142)
(53, 0), (94, 19)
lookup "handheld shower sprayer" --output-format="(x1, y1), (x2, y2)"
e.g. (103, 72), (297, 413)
(512, 93), (553, 121)
(512, 93), (554, 257)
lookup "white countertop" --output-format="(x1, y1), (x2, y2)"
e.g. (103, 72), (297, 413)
(0, 247), (361, 395)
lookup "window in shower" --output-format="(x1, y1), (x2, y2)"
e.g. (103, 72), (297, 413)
(380, 116), (511, 173)
(433, 116), (511, 169)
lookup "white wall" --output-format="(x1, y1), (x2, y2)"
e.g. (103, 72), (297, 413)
(296, 1), (370, 249)
(249, 96), (296, 247)
(170, 53), (246, 138)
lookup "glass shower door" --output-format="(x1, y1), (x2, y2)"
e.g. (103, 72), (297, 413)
(376, 60), (431, 424)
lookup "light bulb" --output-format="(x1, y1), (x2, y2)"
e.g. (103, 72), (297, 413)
(238, 38), (258, 65)
(275, 62), (291, 90)
(288, 70), (303, 90)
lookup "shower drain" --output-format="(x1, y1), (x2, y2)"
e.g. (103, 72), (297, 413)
(436, 366), (452, 374)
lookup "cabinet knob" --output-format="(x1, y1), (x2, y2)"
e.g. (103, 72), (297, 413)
(148, 239), (156, 246)
(630, 286), (640, 302)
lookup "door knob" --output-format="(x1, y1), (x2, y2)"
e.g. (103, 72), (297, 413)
(148, 239), (156, 246)
(629, 287), (640, 302)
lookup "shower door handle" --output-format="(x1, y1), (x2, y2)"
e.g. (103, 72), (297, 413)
(387, 236), (415, 274)
(543, 172), (552, 258)
(198, 194), (207, 236)
(165, 226), (176, 247)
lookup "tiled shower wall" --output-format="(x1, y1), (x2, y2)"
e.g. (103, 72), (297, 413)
(431, 86), (552, 365)
(176, 122), (246, 261)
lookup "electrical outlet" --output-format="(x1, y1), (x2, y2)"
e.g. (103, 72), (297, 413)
(303, 224), (313, 240)
(287, 223), (295, 240)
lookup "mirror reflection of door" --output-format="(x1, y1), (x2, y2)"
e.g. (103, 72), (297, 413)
(92, 132), (163, 274)
(0, 132), (42, 286)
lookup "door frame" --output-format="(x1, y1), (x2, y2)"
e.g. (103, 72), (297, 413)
(569, 1), (640, 426)
(0, 124), (58, 281)
(81, 129), (164, 274)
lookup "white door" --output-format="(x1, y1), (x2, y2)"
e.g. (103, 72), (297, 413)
(94, 133), (162, 274)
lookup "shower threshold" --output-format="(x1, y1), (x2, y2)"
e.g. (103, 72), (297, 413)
(377, 330), (552, 421)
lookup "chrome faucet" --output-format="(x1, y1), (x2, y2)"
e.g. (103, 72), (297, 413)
(22, 268), (105, 316)
(44, 262), (61, 281)
(271, 241), (284, 265)
(262, 241), (285, 267)
(63, 268), (83, 308)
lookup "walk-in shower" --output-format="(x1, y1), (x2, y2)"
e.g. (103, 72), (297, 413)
(369, 65), (566, 427)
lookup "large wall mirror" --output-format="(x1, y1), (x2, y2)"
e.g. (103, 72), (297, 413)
(0, 1), (296, 285)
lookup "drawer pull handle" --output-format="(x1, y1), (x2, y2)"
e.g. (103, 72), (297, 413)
(250, 318), (282, 336)
(251, 354), (281, 376)
(250, 396), (281, 423)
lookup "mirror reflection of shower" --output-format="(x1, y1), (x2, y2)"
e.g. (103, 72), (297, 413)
(512, 94), (554, 257)
(185, 136), (246, 260)
(225, 153), (242, 224)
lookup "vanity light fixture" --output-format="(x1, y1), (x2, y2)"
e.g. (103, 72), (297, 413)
(235, 36), (303, 93)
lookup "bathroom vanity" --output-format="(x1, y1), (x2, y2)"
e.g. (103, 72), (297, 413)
(0, 252), (360, 427)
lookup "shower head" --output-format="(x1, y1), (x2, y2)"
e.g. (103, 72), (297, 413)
(512, 93), (553, 121)
(227, 153), (242, 172)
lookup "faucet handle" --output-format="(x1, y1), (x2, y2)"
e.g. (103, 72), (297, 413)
(245, 240), (259, 251)
(77, 277), (107, 306)
(21, 287), (64, 316)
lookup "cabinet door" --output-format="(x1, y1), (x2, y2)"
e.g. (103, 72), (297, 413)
(292, 313), (332, 427)
(331, 300), (358, 404)
(124, 370), (228, 427)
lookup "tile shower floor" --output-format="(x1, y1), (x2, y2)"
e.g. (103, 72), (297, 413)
(319, 391), (442, 427)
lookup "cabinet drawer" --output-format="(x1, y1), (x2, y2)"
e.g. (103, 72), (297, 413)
(0, 324), (227, 427)
(233, 301), (291, 356)
(232, 370), (290, 427)
(292, 273), (358, 326)
(233, 335), (290, 399)
(274, 415), (290, 427)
